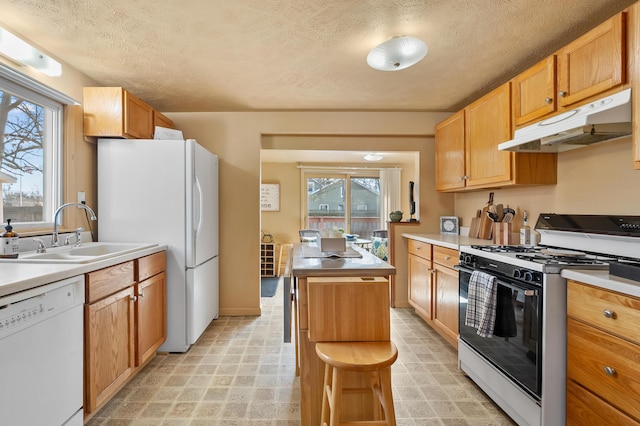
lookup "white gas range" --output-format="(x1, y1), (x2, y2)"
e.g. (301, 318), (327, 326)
(457, 214), (640, 426)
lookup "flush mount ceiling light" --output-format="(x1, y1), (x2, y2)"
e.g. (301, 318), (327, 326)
(364, 153), (384, 161)
(0, 27), (62, 77)
(367, 35), (428, 71)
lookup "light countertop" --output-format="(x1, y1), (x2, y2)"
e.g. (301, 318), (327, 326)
(401, 233), (492, 249)
(0, 244), (167, 298)
(562, 269), (640, 298)
(292, 243), (396, 277)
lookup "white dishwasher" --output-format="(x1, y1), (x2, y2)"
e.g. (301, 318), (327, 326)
(0, 275), (85, 426)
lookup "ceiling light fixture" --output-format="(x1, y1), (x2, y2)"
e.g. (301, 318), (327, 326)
(364, 153), (384, 161)
(0, 27), (62, 77)
(367, 36), (428, 72)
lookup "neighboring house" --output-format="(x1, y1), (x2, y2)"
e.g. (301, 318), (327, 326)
(308, 180), (379, 216)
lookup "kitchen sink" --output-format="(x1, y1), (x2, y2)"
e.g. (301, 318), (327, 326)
(1, 242), (158, 264)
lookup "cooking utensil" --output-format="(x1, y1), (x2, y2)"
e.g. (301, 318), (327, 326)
(470, 209), (481, 238)
(487, 211), (498, 222)
(502, 212), (514, 223)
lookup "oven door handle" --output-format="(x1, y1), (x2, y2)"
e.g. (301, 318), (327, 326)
(456, 264), (539, 294)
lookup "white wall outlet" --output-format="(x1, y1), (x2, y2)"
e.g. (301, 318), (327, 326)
(77, 191), (86, 205)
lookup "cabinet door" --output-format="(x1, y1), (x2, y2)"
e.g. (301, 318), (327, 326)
(465, 83), (513, 188)
(408, 253), (432, 320)
(136, 272), (167, 366)
(123, 90), (154, 139)
(512, 56), (556, 126)
(435, 110), (466, 191)
(433, 263), (459, 347)
(85, 286), (135, 413)
(557, 12), (625, 108)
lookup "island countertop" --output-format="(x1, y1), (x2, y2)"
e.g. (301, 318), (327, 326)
(291, 242), (396, 277)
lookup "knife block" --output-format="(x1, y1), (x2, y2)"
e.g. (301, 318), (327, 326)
(493, 223), (513, 245)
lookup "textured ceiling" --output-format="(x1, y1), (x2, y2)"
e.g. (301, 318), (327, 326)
(0, 0), (636, 112)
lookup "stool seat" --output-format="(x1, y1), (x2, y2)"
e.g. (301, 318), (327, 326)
(315, 341), (398, 371)
(316, 341), (398, 426)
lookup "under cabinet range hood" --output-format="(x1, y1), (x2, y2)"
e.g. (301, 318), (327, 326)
(498, 88), (632, 153)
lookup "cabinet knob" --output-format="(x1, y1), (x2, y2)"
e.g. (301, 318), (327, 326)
(130, 295), (137, 302)
(544, 97), (553, 104)
(603, 366), (617, 376)
(603, 309), (615, 319)
(444, 256), (451, 260)
(462, 175), (469, 180)
(558, 91), (567, 97)
(139, 291), (145, 298)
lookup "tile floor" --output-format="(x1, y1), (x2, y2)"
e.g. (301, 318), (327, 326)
(87, 279), (516, 425)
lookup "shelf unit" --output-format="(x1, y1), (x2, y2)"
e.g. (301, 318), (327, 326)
(261, 243), (276, 277)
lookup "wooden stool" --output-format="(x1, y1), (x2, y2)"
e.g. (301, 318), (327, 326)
(315, 341), (398, 426)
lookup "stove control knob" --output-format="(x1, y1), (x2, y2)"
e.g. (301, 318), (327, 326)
(513, 269), (522, 279)
(523, 271), (534, 282)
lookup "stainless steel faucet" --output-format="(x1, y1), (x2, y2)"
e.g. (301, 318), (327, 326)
(52, 202), (97, 247)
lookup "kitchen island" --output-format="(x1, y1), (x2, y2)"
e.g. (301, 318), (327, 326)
(290, 243), (396, 425)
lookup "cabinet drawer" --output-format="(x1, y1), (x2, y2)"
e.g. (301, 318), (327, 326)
(567, 379), (639, 425)
(568, 280), (640, 344)
(567, 318), (640, 421)
(408, 239), (431, 259)
(86, 261), (135, 304)
(137, 251), (166, 282)
(433, 246), (458, 269)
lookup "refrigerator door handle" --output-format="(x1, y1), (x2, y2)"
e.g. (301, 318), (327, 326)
(194, 175), (203, 239)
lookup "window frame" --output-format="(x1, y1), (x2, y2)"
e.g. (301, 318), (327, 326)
(300, 168), (381, 235)
(0, 64), (74, 231)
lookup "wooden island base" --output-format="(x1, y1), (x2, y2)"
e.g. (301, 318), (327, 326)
(290, 244), (396, 425)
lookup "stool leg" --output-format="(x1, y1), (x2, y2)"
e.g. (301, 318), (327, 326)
(330, 367), (343, 426)
(379, 366), (396, 426)
(370, 370), (382, 420)
(321, 364), (332, 426)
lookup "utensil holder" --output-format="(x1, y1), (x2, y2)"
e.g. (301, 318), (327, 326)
(493, 223), (512, 245)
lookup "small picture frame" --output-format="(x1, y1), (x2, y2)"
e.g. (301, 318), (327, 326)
(261, 183), (280, 211)
(440, 216), (459, 235)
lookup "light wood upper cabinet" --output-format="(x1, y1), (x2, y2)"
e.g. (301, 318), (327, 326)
(154, 110), (175, 130)
(513, 13), (626, 128)
(435, 110), (465, 191)
(465, 83), (513, 188)
(435, 82), (557, 192)
(512, 56), (557, 126)
(557, 12), (626, 108)
(83, 87), (174, 139)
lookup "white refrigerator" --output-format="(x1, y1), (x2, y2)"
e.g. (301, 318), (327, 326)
(97, 138), (219, 352)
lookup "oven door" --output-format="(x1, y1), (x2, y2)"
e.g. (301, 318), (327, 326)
(458, 264), (542, 399)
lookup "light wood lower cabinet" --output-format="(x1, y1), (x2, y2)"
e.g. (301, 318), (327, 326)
(136, 273), (166, 365)
(566, 280), (640, 424)
(407, 239), (459, 348)
(85, 288), (135, 413)
(84, 251), (167, 417)
(408, 240), (432, 320)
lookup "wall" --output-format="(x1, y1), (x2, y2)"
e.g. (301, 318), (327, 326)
(454, 136), (640, 236)
(167, 112), (453, 315)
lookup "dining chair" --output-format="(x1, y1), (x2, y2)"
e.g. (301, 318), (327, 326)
(299, 229), (321, 242)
